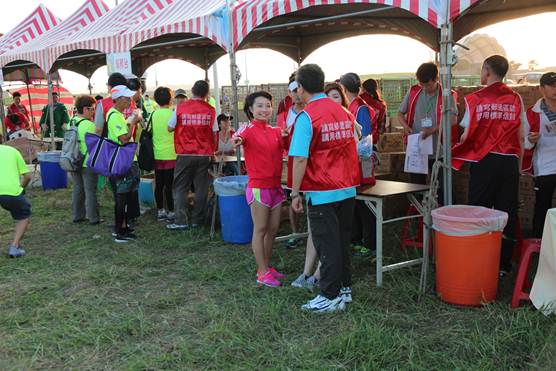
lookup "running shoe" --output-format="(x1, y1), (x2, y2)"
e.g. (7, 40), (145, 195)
(157, 209), (167, 221)
(8, 245), (26, 258)
(268, 266), (286, 279)
(340, 287), (352, 303)
(166, 211), (175, 221)
(301, 294), (345, 313)
(352, 245), (375, 257)
(114, 234), (134, 243)
(291, 273), (318, 289)
(257, 270), (281, 287)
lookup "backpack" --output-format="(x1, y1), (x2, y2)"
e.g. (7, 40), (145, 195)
(59, 118), (85, 172)
(138, 112), (155, 171)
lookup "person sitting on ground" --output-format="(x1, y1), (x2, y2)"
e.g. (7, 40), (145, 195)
(215, 113), (239, 176)
(522, 72), (556, 238)
(6, 91), (30, 133)
(0, 140), (32, 258)
(151, 87), (177, 221)
(70, 95), (101, 225)
(167, 80), (217, 230)
(233, 91), (288, 287)
(106, 85), (142, 243)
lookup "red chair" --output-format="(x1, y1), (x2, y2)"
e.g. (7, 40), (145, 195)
(511, 238), (542, 309)
(400, 204), (433, 252)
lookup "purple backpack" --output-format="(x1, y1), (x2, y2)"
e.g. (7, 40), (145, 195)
(85, 133), (137, 177)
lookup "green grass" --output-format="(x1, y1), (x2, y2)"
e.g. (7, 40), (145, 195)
(0, 188), (555, 370)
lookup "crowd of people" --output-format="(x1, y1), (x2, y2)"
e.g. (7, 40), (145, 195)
(1, 55), (555, 313)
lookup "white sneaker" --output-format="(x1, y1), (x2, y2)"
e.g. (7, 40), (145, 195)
(340, 287), (352, 303)
(166, 223), (188, 230)
(301, 294), (345, 313)
(166, 211), (175, 220)
(157, 209), (167, 221)
(291, 273), (318, 289)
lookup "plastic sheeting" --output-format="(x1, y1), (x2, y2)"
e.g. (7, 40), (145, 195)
(531, 208), (556, 315)
(432, 205), (508, 237)
(213, 175), (248, 197)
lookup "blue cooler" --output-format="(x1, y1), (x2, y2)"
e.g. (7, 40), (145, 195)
(214, 176), (253, 244)
(139, 178), (155, 205)
(37, 151), (68, 190)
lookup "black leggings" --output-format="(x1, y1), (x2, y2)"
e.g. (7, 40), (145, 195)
(155, 168), (174, 211)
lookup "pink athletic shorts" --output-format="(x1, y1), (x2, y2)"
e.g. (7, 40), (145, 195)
(246, 187), (286, 209)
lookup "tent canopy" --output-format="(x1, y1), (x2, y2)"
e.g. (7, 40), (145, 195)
(0, 0), (110, 75)
(124, 0), (228, 73)
(452, 0), (556, 42)
(0, 4), (60, 55)
(230, 0), (444, 60)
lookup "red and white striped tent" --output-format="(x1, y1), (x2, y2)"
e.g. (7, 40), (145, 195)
(0, 4), (61, 82)
(0, 4), (60, 55)
(450, 0), (556, 42)
(49, 0), (174, 76)
(0, 0), (110, 75)
(124, 0), (228, 71)
(229, 0), (447, 57)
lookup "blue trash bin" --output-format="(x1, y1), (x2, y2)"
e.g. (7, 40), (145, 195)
(37, 151), (68, 190)
(214, 176), (253, 244)
(139, 178), (155, 205)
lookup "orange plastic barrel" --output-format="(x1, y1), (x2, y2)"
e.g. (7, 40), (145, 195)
(435, 231), (502, 306)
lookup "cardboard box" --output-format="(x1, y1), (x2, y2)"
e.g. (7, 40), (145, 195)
(378, 132), (405, 152)
(376, 151), (405, 175)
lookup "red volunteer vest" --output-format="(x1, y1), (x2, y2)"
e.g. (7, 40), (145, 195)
(360, 92), (387, 134)
(522, 108), (540, 175)
(452, 82), (522, 170)
(348, 96), (377, 143)
(287, 97), (359, 191)
(174, 99), (216, 156)
(406, 85), (459, 145)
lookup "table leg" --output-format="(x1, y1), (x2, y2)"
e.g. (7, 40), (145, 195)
(420, 212), (432, 292)
(210, 163), (219, 240)
(376, 199), (383, 287)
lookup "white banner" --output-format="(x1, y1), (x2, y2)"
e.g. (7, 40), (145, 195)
(106, 52), (132, 76)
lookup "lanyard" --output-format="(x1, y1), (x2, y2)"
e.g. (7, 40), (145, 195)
(424, 92), (437, 116)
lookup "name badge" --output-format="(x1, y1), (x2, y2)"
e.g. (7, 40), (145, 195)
(421, 118), (433, 128)
(545, 121), (556, 136)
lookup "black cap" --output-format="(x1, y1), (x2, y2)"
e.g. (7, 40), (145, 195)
(540, 72), (556, 86)
(217, 113), (233, 125)
(174, 89), (187, 98)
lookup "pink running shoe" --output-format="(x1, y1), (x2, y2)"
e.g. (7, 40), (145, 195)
(257, 270), (282, 287)
(268, 266), (286, 279)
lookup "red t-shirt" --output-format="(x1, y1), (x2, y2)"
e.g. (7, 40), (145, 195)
(236, 119), (285, 188)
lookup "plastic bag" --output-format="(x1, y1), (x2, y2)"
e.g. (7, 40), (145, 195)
(432, 205), (508, 237)
(214, 175), (249, 196)
(357, 135), (373, 159)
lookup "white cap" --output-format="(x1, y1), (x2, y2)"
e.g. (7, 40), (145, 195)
(288, 81), (298, 91)
(111, 85), (135, 99)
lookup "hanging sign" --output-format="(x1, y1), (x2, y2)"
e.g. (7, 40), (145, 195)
(106, 52), (132, 76)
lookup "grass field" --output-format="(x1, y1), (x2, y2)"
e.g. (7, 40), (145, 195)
(0, 187), (554, 370)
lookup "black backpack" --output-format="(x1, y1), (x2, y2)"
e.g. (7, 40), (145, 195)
(138, 113), (155, 171)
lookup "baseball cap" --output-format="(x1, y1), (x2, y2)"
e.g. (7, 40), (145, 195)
(174, 89), (187, 98)
(540, 72), (556, 86)
(288, 81), (298, 92)
(111, 85), (135, 99)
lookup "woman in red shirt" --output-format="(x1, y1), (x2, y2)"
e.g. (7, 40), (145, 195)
(234, 91), (287, 287)
(5, 92), (30, 133)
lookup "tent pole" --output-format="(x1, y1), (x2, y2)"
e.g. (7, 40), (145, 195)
(212, 62), (221, 116)
(0, 86), (6, 141)
(47, 75), (56, 150)
(88, 77), (93, 95)
(440, 22), (454, 206)
(227, 0), (242, 171)
(24, 70), (37, 135)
